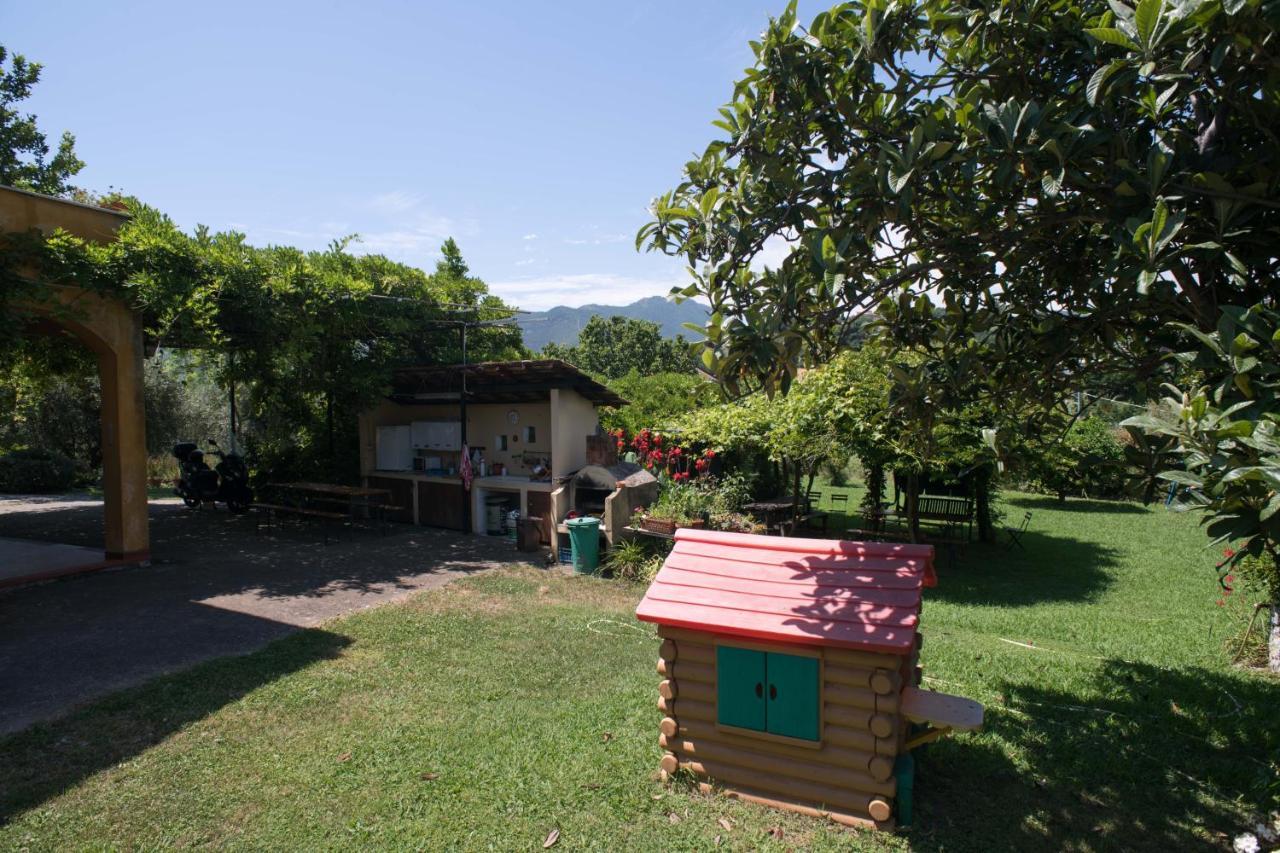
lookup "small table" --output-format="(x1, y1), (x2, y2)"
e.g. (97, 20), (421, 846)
(744, 499), (805, 535)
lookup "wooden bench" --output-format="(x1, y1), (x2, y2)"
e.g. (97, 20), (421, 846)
(254, 503), (349, 543)
(912, 496), (973, 542)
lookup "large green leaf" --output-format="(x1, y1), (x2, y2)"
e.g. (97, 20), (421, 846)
(1133, 0), (1161, 51)
(1085, 27), (1140, 51)
(1087, 61), (1126, 105)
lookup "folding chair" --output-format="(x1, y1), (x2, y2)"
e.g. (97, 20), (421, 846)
(807, 490), (823, 510)
(1004, 511), (1032, 550)
(829, 492), (850, 512)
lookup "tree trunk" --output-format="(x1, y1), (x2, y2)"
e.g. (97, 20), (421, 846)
(906, 472), (921, 543)
(792, 463), (803, 528)
(1270, 603), (1280, 674)
(1141, 476), (1157, 506)
(974, 464), (995, 544)
(861, 460), (885, 513)
(325, 389), (335, 476)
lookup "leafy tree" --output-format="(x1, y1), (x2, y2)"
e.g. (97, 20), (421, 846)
(1023, 416), (1128, 502)
(598, 370), (716, 436)
(676, 345), (896, 518)
(436, 237), (469, 279)
(0, 46), (84, 195)
(542, 315), (693, 379)
(639, 1), (1278, 542)
(1122, 422), (1180, 505)
(642, 0), (1276, 398)
(1124, 303), (1280, 669)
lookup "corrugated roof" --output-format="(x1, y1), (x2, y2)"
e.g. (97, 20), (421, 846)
(635, 529), (936, 654)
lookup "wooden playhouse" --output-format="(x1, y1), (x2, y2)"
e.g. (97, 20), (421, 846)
(635, 528), (982, 830)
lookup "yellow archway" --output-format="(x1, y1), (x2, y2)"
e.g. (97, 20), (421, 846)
(2, 186), (150, 563)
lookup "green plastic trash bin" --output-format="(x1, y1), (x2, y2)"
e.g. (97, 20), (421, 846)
(565, 516), (601, 574)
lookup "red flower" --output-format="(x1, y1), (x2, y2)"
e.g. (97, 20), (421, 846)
(1224, 574), (1234, 583)
(705, 450), (716, 459)
(1223, 547), (1235, 558)
(616, 440), (624, 450)
(1216, 599), (1225, 606)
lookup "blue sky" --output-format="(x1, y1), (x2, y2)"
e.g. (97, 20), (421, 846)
(4, 1), (824, 309)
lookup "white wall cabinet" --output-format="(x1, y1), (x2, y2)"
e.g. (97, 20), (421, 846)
(411, 420), (461, 451)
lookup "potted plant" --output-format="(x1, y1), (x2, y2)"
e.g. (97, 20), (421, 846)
(634, 479), (707, 534)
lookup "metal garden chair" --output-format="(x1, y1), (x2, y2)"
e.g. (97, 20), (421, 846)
(1004, 511), (1032, 550)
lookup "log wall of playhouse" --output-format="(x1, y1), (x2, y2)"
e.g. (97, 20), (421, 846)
(636, 528), (983, 830)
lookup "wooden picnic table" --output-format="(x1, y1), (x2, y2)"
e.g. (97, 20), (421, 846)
(744, 498), (827, 537)
(268, 482), (391, 499)
(262, 482), (397, 536)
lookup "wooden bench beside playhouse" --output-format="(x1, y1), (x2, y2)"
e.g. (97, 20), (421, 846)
(636, 528), (983, 831)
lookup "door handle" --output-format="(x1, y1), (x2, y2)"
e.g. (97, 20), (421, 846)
(755, 682), (763, 698)
(769, 684), (777, 700)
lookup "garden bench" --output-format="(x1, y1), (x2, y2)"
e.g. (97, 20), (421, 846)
(913, 495), (973, 542)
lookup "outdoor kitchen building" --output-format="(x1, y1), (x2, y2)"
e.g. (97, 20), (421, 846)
(358, 359), (640, 549)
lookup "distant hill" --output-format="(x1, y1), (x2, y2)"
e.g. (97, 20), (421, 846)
(517, 296), (710, 352)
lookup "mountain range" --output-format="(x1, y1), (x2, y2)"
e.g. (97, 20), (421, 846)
(516, 295), (710, 351)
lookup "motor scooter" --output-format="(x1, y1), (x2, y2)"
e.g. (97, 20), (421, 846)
(173, 439), (253, 513)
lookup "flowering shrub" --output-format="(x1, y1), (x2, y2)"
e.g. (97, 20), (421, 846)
(611, 427), (715, 482)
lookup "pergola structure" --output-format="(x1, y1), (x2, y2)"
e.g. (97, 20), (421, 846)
(1, 185), (149, 578)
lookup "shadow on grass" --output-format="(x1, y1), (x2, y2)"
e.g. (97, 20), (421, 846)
(911, 660), (1278, 852)
(926, 532), (1120, 607)
(1005, 494), (1152, 515)
(0, 627), (351, 824)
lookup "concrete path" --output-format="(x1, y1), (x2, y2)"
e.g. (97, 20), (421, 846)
(0, 537), (105, 583)
(0, 495), (544, 735)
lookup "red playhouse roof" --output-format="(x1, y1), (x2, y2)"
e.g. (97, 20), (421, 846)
(635, 529), (937, 655)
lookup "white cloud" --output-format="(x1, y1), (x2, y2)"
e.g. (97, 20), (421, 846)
(488, 273), (687, 311)
(522, 233), (538, 240)
(563, 233), (629, 246)
(369, 190), (422, 214)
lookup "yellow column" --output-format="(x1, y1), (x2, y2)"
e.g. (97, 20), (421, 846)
(96, 311), (149, 560)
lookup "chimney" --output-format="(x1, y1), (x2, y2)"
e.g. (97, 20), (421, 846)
(585, 434), (617, 467)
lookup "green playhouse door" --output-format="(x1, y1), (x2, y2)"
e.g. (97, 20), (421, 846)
(716, 646), (766, 731)
(716, 646), (819, 741)
(765, 652), (820, 741)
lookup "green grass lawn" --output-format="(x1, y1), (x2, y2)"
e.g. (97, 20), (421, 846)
(1, 492), (1276, 851)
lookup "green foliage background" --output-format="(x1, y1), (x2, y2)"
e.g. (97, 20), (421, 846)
(2, 200), (524, 482)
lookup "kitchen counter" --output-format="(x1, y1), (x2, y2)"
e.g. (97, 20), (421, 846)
(473, 475), (553, 491)
(368, 471), (555, 491)
(368, 470), (461, 485)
